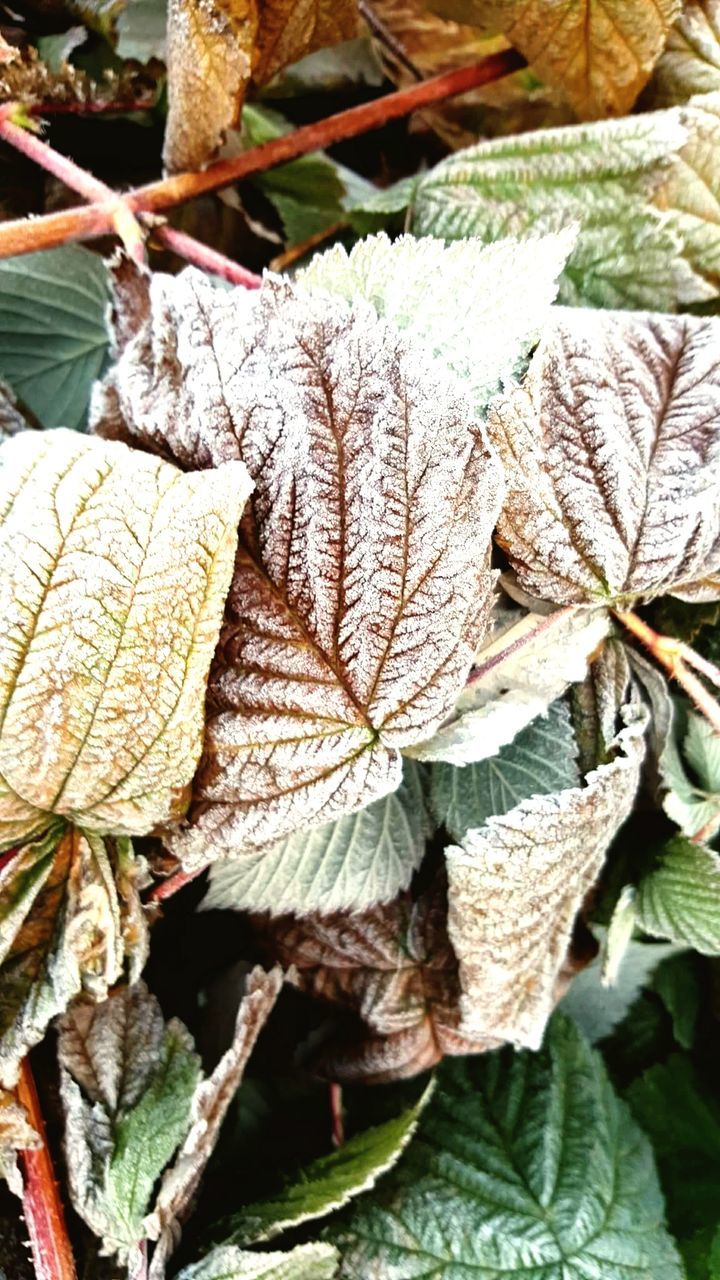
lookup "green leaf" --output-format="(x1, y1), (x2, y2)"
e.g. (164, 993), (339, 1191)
(204, 761), (430, 916)
(176, 1243), (339, 1280)
(411, 111), (715, 310)
(116, 0), (167, 61)
(59, 981), (202, 1259)
(560, 934), (681, 1043)
(652, 952), (701, 1050)
(430, 699), (579, 841)
(635, 835), (720, 953)
(663, 710), (720, 840)
(0, 247), (109, 429)
(627, 1054), (720, 1246)
(331, 1014), (682, 1279)
(216, 1086), (431, 1246)
(298, 228), (572, 416)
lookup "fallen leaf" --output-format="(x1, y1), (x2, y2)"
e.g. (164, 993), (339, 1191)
(93, 266), (502, 863)
(0, 429), (250, 844)
(488, 308), (720, 608)
(445, 705), (647, 1049)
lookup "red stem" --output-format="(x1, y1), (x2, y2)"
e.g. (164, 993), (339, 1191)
(0, 50), (525, 257)
(154, 226), (261, 287)
(17, 1059), (77, 1280)
(145, 865), (204, 903)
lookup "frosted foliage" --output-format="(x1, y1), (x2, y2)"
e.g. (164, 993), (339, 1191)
(445, 709), (647, 1049)
(175, 1244), (339, 1280)
(0, 430), (249, 842)
(94, 269), (503, 860)
(297, 230), (573, 412)
(488, 309), (720, 607)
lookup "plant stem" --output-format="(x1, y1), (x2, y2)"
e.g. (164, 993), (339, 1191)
(29, 98), (156, 117)
(467, 604), (579, 686)
(16, 1058), (77, 1280)
(0, 50), (525, 258)
(614, 609), (720, 734)
(330, 1082), (345, 1147)
(145, 865), (204, 903)
(153, 225), (261, 287)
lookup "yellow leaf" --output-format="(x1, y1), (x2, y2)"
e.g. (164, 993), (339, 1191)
(494, 0), (682, 119)
(253, 0), (359, 87)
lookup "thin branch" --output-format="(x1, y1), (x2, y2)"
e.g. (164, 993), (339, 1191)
(330, 1082), (345, 1148)
(0, 50), (525, 258)
(614, 609), (720, 734)
(269, 220), (346, 272)
(467, 604), (579, 686)
(358, 0), (423, 81)
(17, 1058), (78, 1280)
(145, 865), (204, 903)
(28, 98), (156, 117)
(152, 225), (261, 287)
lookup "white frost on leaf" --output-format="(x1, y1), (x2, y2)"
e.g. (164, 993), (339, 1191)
(0, 429), (250, 842)
(445, 705), (647, 1049)
(93, 265), (503, 863)
(488, 308), (720, 606)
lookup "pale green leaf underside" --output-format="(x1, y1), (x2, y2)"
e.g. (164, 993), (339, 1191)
(176, 1242), (339, 1280)
(430, 699), (579, 841)
(204, 760), (429, 916)
(0, 246), (109, 429)
(217, 1086), (430, 1246)
(636, 836), (720, 954)
(663, 710), (720, 839)
(411, 110), (714, 311)
(560, 933), (682, 1043)
(331, 1014), (682, 1279)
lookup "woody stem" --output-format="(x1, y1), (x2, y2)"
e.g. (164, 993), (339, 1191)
(17, 1058), (77, 1280)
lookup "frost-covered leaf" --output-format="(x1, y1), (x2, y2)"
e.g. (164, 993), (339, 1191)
(298, 230), (573, 416)
(0, 429), (249, 845)
(445, 707), (647, 1049)
(488, 308), (720, 608)
(430, 698), (579, 841)
(59, 981), (201, 1261)
(256, 879), (495, 1082)
(147, 967), (282, 1279)
(491, 0), (681, 118)
(0, 825), (147, 1086)
(0, 247), (108, 429)
(650, 0), (720, 105)
(407, 603), (609, 765)
(411, 111), (715, 310)
(93, 267), (502, 863)
(635, 836), (720, 954)
(0, 382), (29, 439)
(331, 1013), (683, 1280)
(657, 94), (720, 290)
(176, 1243), (339, 1280)
(204, 761), (429, 917)
(560, 932), (681, 1043)
(0, 1089), (39, 1198)
(663, 711), (720, 839)
(216, 1087), (430, 1246)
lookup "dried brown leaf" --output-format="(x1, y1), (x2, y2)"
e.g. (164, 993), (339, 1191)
(253, 0), (359, 86)
(0, 1088), (39, 1198)
(648, 0), (720, 106)
(488, 309), (720, 608)
(491, 0), (682, 119)
(93, 268), (502, 863)
(445, 705), (647, 1049)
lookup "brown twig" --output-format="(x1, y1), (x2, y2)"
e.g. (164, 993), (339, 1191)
(145, 865), (204, 903)
(17, 1058), (77, 1280)
(330, 1082), (345, 1147)
(269, 220), (346, 272)
(28, 98), (156, 117)
(0, 50), (525, 258)
(614, 609), (720, 735)
(153, 225), (261, 287)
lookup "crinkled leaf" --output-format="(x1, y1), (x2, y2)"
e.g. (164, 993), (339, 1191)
(0, 1089), (39, 1198)
(298, 229), (573, 416)
(430, 697), (579, 841)
(59, 982), (201, 1261)
(215, 1086), (430, 1246)
(93, 266), (503, 863)
(491, 0), (681, 118)
(176, 1243), (339, 1280)
(635, 835), (720, 953)
(0, 429), (249, 844)
(0, 247), (108, 429)
(656, 93), (720, 289)
(251, 0), (359, 86)
(663, 710), (720, 839)
(256, 878), (495, 1083)
(649, 0), (720, 105)
(560, 933), (681, 1043)
(488, 308), (720, 608)
(146, 967), (283, 1279)
(0, 825), (147, 1086)
(204, 760), (430, 917)
(330, 1013), (683, 1280)
(445, 706), (647, 1049)
(407, 603), (609, 765)
(411, 110), (715, 310)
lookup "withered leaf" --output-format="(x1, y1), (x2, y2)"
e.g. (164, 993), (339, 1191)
(59, 981), (201, 1263)
(656, 92), (720, 290)
(649, 0), (720, 105)
(445, 705), (647, 1050)
(488, 309), (720, 608)
(491, 0), (682, 119)
(146, 966), (283, 1279)
(0, 430), (250, 845)
(0, 1088), (39, 1198)
(252, 0), (359, 87)
(93, 268), (502, 863)
(0, 825), (148, 1085)
(254, 880), (499, 1083)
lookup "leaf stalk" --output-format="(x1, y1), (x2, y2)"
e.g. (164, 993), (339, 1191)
(614, 608), (720, 735)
